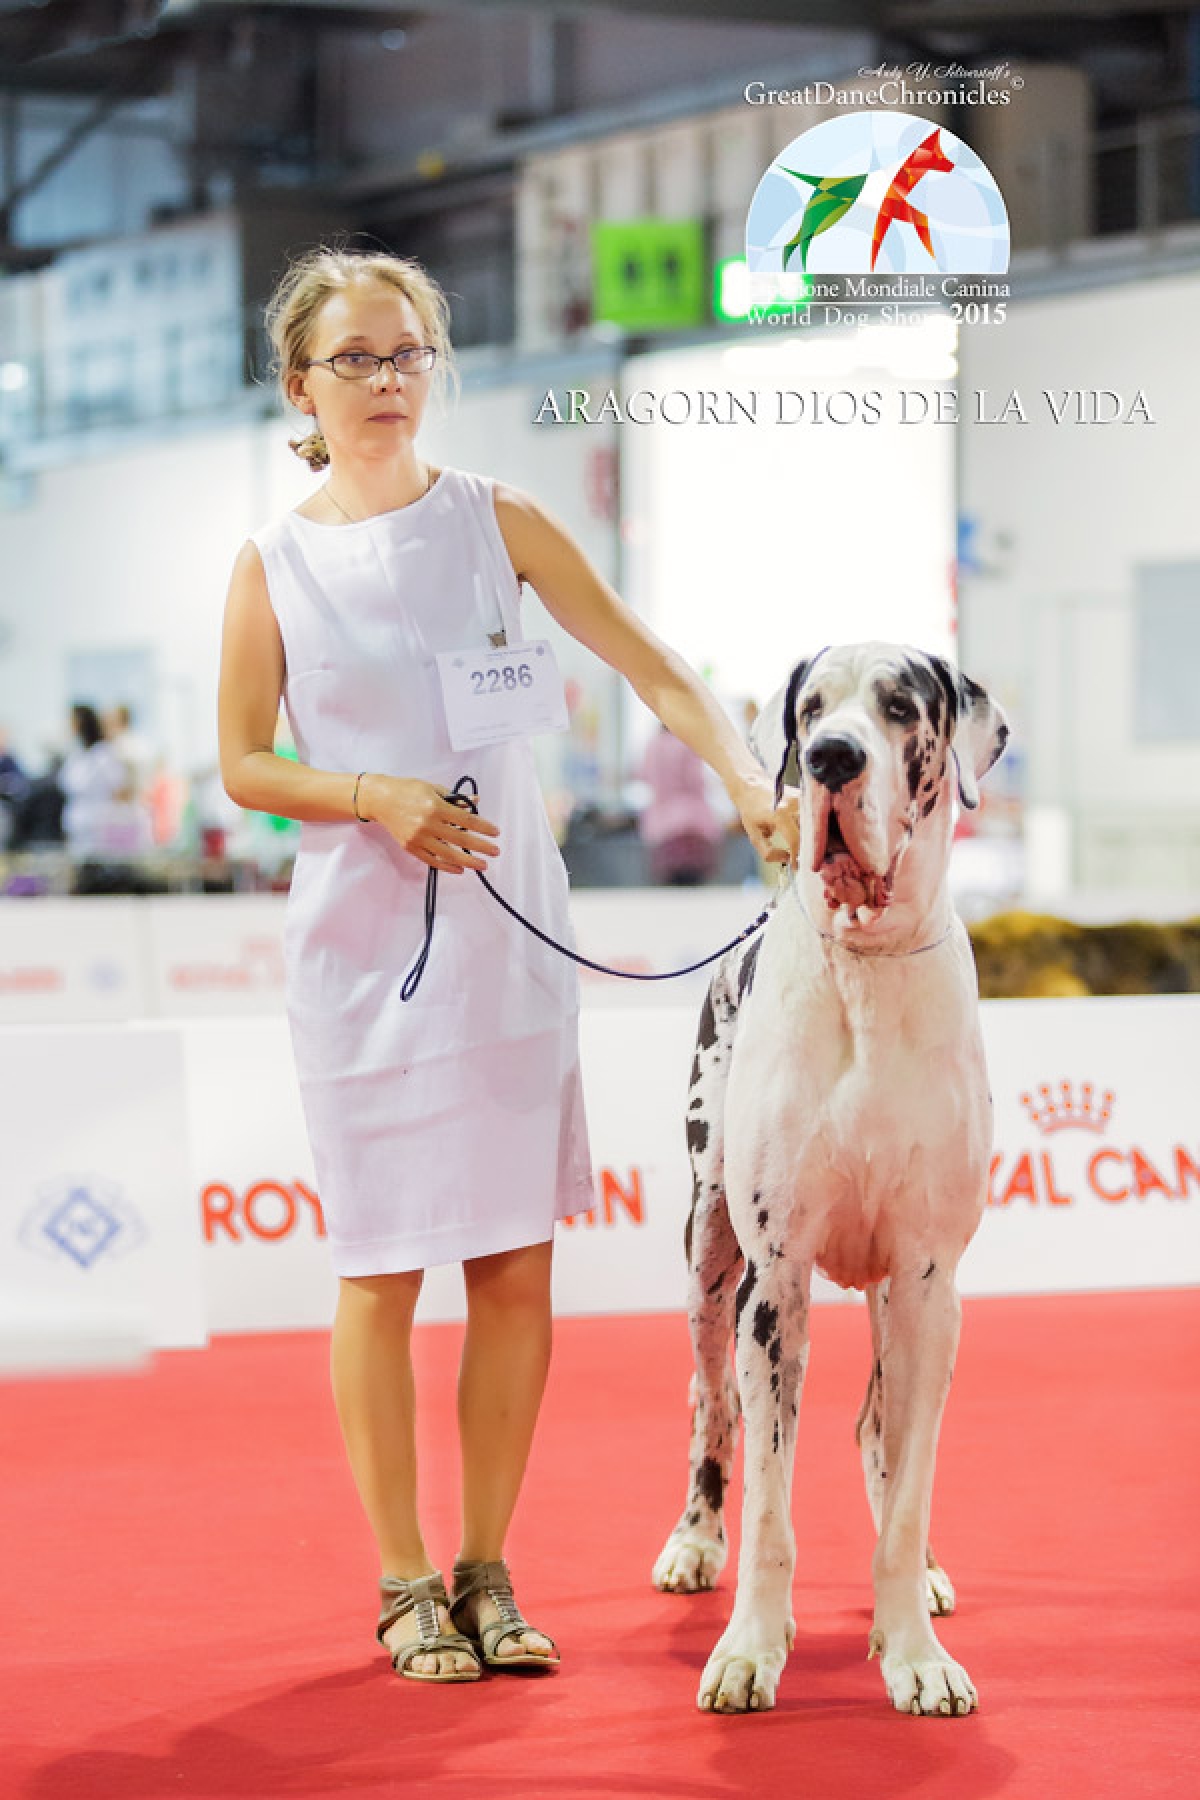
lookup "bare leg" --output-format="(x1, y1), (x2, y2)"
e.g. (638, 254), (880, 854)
(330, 1270), (475, 1677)
(856, 1282), (956, 1616)
(456, 1238), (556, 1660)
(869, 1266), (977, 1716)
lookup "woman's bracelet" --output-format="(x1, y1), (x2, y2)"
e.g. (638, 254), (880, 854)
(352, 770), (369, 823)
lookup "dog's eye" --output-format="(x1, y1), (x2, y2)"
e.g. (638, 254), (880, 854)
(883, 696), (917, 724)
(800, 694), (822, 723)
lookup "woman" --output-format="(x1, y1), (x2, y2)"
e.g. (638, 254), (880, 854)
(218, 247), (797, 1686)
(60, 703), (130, 860)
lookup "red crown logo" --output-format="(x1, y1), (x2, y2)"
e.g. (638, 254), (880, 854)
(1019, 1080), (1114, 1136)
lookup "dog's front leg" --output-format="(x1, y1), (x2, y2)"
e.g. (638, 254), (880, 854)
(869, 1264), (978, 1717)
(698, 1248), (810, 1715)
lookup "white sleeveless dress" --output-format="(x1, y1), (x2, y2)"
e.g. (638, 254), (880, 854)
(250, 468), (594, 1276)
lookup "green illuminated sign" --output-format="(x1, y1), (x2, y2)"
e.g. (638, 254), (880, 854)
(591, 220), (706, 331)
(713, 256), (811, 322)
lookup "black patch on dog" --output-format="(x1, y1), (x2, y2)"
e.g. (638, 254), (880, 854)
(706, 1266), (732, 1297)
(696, 989), (718, 1052)
(875, 1358), (883, 1382)
(697, 1456), (725, 1513)
(772, 1422), (780, 1453)
(735, 1259), (757, 1328)
(756, 1208), (768, 1230)
(688, 1051), (702, 1089)
(923, 1259), (936, 1279)
(770, 1370), (780, 1397)
(737, 938), (761, 1002)
(922, 793), (938, 818)
(768, 1334), (782, 1367)
(906, 653), (952, 720)
(752, 1299), (779, 1348)
(926, 655), (962, 731)
(686, 1114), (709, 1156)
(907, 750), (923, 799)
(775, 649), (828, 803)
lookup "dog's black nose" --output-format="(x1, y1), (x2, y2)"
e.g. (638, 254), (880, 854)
(805, 732), (867, 791)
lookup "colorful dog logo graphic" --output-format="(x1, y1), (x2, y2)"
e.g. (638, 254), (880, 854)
(777, 169), (869, 273)
(747, 112), (1009, 277)
(869, 127), (955, 270)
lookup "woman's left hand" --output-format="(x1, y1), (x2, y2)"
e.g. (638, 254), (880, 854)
(733, 773), (799, 867)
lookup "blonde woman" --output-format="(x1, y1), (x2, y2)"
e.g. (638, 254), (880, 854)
(218, 246), (797, 1686)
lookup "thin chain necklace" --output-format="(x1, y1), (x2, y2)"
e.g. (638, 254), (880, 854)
(324, 463), (433, 524)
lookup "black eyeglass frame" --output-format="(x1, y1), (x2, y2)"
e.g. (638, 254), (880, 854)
(305, 347), (439, 380)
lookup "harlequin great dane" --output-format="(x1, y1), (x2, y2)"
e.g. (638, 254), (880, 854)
(652, 643), (1009, 1718)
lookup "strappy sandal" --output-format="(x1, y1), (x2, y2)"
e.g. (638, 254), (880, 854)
(376, 1570), (482, 1683)
(450, 1557), (560, 1672)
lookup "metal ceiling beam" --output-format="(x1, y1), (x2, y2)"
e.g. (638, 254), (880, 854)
(1, 43), (159, 235)
(165, 0), (877, 22)
(889, 1), (1193, 21)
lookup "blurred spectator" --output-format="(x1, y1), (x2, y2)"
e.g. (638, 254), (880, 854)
(0, 726), (30, 850)
(59, 702), (131, 857)
(104, 703), (156, 800)
(637, 723), (726, 885)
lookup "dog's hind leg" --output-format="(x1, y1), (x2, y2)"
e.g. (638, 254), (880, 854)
(653, 964), (742, 1595)
(856, 1282), (956, 1617)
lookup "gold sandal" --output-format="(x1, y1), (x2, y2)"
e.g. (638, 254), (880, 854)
(376, 1571), (482, 1683)
(450, 1558), (560, 1672)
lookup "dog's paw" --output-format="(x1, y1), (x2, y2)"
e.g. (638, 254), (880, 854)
(697, 1628), (789, 1714)
(869, 1627), (977, 1717)
(925, 1562), (956, 1616)
(652, 1528), (727, 1593)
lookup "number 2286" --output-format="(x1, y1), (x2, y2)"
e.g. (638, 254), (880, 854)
(471, 663), (534, 693)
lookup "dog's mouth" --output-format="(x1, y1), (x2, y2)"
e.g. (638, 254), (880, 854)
(810, 789), (895, 915)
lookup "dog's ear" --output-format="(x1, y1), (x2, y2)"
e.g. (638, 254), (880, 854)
(749, 652), (824, 804)
(929, 656), (1009, 810)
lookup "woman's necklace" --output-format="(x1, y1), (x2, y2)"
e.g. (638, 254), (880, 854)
(325, 463), (433, 524)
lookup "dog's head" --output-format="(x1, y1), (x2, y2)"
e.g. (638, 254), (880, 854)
(751, 643), (1008, 916)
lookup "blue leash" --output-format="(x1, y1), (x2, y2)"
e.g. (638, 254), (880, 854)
(400, 774), (772, 1001)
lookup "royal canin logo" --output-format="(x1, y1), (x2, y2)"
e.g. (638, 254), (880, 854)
(0, 966), (65, 993)
(201, 1168), (647, 1245)
(169, 937), (284, 991)
(1019, 1080), (1114, 1135)
(990, 1078), (1197, 1208)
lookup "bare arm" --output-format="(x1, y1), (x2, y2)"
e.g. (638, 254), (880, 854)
(493, 486), (798, 865)
(216, 541), (500, 872)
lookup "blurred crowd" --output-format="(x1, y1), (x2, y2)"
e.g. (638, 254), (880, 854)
(0, 695), (769, 894)
(0, 704), (244, 891)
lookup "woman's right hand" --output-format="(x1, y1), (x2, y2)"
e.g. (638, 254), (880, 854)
(356, 774), (501, 874)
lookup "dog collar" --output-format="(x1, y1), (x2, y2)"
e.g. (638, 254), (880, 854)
(790, 884), (953, 959)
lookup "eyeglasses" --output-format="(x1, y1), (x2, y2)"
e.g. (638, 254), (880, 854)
(305, 347), (438, 380)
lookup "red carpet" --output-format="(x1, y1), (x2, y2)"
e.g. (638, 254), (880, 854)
(3, 1291), (1198, 1800)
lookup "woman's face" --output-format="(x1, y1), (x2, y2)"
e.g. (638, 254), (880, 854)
(288, 283), (435, 463)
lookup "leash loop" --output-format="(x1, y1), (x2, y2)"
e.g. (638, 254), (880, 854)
(399, 773), (772, 1001)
